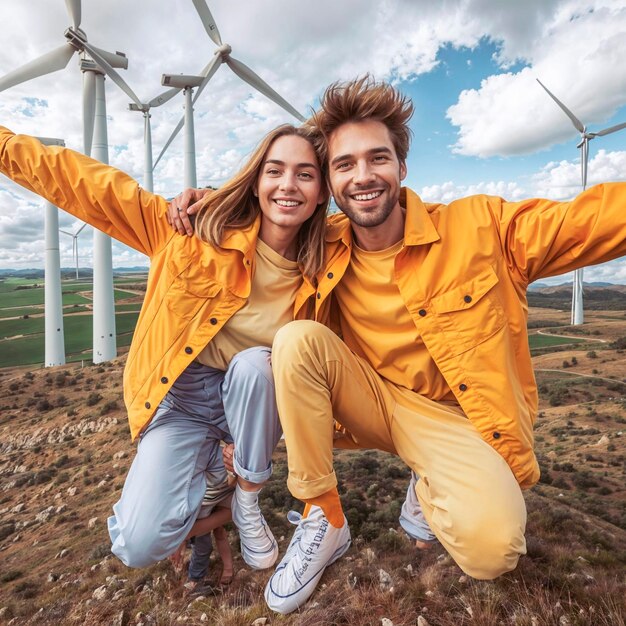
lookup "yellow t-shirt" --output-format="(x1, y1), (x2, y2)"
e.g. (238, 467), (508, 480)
(334, 239), (454, 401)
(197, 238), (302, 370)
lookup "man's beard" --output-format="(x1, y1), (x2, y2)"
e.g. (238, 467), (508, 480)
(335, 188), (399, 228)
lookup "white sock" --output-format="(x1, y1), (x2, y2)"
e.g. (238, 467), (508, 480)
(236, 483), (261, 505)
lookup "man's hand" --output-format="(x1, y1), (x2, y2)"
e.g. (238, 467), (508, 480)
(167, 188), (211, 236)
(223, 443), (235, 474)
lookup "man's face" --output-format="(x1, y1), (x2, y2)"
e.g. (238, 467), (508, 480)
(327, 119), (407, 228)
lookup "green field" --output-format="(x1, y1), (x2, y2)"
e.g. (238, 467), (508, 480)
(0, 312), (139, 367)
(0, 288), (92, 307)
(0, 306), (45, 319)
(528, 333), (586, 348)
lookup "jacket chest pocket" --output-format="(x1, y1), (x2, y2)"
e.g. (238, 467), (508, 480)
(429, 265), (505, 355)
(164, 260), (222, 320)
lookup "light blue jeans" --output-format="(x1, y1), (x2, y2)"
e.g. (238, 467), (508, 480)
(108, 347), (282, 568)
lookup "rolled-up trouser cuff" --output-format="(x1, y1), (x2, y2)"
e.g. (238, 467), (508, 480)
(287, 469), (338, 501)
(233, 456), (272, 484)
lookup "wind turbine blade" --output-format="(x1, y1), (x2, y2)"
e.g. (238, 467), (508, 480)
(153, 116), (185, 170)
(65, 0), (81, 29)
(148, 87), (181, 108)
(594, 121), (626, 137)
(76, 222), (88, 235)
(59, 229), (72, 236)
(191, 54), (223, 105)
(192, 0), (222, 46)
(536, 79), (584, 134)
(83, 71), (96, 155)
(81, 41), (142, 107)
(226, 57), (305, 122)
(88, 44), (129, 70)
(0, 44), (75, 92)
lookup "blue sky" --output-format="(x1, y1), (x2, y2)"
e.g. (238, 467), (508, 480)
(0, 0), (625, 284)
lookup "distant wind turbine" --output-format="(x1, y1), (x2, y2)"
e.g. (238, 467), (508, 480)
(0, 0), (146, 362)
(536, 79), (626, 326)
(59, 223), (88, 280)
(129, 88), (182, 192)
(153, 0), (305, 186)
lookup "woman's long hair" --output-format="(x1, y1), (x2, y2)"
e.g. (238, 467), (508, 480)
(194, 125), (328, 282)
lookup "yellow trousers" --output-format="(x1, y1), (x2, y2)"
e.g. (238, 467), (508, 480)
(272, 320), (527, 580)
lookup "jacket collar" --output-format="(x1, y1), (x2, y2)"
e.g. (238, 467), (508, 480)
(325, 187), (440, 247)
(219, 214), (261, 258)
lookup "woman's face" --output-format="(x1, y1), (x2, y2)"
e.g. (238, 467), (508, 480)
(255, 135), (325, 233)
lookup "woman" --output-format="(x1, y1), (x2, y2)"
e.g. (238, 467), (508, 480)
(0, 123), (328, 570)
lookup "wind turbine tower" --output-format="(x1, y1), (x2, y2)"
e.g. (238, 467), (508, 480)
(128, 87), (182, 192)
(37, 136), (66, 367)
(536, 79), (626, 325)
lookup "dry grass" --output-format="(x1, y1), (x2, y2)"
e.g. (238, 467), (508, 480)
(0, 308), (625, 625)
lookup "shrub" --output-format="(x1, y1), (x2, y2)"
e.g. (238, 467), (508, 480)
(586, 350), (597, 359)
(36, 399), (52, 412)
(86, 392), (102, 406)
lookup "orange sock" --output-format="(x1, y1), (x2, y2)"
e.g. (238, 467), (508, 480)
(303, 488), (344, 528)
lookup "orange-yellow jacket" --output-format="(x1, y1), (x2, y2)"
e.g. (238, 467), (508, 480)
(298, 187), (626, 488)
(0, 127), (314, 440)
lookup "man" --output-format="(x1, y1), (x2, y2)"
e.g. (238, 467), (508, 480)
(260, 76), (626, 613)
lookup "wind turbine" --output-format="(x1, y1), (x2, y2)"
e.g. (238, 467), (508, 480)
(0, 0), (146, 363)
(153, 0), (305, 185)
(128, 88), (182, 192)
(536, 79), (626, 325)
(59, 223), (88, 280)
(37, 136), (66, 367)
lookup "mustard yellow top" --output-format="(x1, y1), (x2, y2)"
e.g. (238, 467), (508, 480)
(197, 238), (302, 369)
(335, 239), (455, 401)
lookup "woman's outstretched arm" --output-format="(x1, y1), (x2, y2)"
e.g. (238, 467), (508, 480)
(0, 126), (173, 258)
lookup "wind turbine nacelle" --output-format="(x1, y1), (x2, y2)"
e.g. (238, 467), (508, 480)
(37, 137), (65, 147)
(162, 74), (204, 89)
(128, 103), (147, 112)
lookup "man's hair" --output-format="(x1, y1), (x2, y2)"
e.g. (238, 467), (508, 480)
(308, 75), (414, 164)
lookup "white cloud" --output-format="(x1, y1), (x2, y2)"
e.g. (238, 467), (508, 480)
(532, 149), (626, 199)
(447, 2), (626, 156)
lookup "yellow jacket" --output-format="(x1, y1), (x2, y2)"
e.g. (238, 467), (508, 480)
(302, 187), (626, 488)
(0, 127), (313, 440)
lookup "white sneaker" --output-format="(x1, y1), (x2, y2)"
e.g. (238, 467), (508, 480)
(231, 484), (278, 570)
(264, 505), (351, 614)
(399, 471), (437, 544)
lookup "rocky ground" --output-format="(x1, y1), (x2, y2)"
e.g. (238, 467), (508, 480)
(0, 308), (625, 625)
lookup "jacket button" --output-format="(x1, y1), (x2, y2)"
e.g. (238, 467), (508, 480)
(464, 295), (472, 303)
(327, 272), (334, 279)
(317, 292), (321, 299)
(160, 376), (168, 384)
(185, 347), (193, 354)
(418, 309), (427, 317)
(459, 383), (468, 392)
(493, 431), (501, 439)
(210, 318), (218, 325)
(145, 401), (151, 409)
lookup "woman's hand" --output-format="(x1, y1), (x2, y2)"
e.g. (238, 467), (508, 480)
(167, 188), (211, 236)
